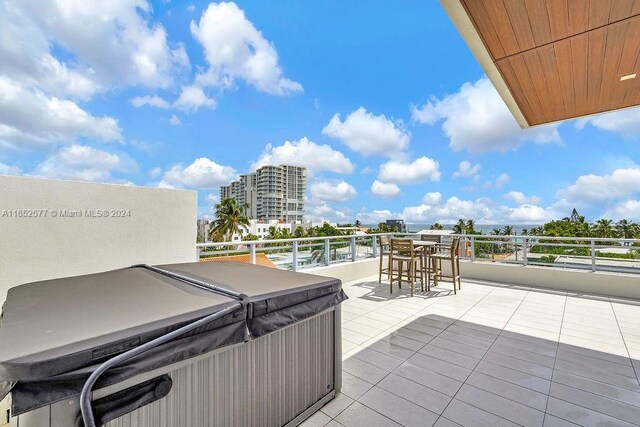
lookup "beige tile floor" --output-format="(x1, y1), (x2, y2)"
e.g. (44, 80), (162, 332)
(303, 275), (640, 427)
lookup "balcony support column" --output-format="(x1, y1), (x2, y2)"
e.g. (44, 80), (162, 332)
(292, 241), (298, 272)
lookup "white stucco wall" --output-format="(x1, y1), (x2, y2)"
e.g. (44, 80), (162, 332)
(0, 176), (198, 304)
(308, 256), (640, 300)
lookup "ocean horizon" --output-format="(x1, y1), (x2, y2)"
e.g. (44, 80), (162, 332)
(362, 223), (543, 234)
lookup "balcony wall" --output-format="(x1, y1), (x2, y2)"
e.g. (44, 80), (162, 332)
(0, 176), (197, 304)
(307, 257), (640, 300)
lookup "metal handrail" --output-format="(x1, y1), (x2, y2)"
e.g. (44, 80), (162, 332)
(196, 233), (640, 275)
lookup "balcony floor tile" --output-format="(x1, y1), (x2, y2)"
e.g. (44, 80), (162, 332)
(318, 275), (640, 426)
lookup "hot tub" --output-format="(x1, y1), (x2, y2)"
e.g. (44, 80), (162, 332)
(0, 262), (347, 426)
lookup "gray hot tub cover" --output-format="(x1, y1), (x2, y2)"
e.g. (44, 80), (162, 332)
(0, 262), (347, 415)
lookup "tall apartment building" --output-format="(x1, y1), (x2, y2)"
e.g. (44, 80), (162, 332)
(220, 165), (306, 222)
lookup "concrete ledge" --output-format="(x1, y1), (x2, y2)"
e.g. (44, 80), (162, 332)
(305, 258), (378, 284)
(449, 261), (640, 300)
(307, 256), (640, 301)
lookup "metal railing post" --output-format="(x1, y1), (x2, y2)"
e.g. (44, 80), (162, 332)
(351, 236), (357, 262)
(324, 238), (331, 266)
(292, 241), (298, 272)
(470, 236), (476, 262)
(372, 235), (378, 258)
(522, 237), (528, 266)
(591, 239), (596, 272)
(196, 246), (201, 261)
(249, 243), (256, 265)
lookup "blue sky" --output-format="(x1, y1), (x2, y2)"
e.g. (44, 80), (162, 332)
(1, 0), (640, 224)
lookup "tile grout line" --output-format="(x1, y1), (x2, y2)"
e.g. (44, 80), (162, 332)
(345, 279), (499, 426)
(443, 286), (567, 422)
(609, 294), (640, 387)
(541, 287), (568, 426)
(333, 278), (475, 425)
(431, 285), (531, 425)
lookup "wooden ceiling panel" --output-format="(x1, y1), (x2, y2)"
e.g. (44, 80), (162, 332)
(447, 0), (640, 126)
(495, 16), (640, 125)
(461, 0), (640, 60)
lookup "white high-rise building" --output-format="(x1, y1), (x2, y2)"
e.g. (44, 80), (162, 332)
(220, 165), (306, 222)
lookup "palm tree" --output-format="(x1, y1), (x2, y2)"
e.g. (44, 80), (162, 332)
(354, 220), (362, 228)
(293, 226), (306, 238)
(208, 198), (250, 242)
(502, 225), (514, 236)
(594, 219), (616, 239)
(521, 228), (529, 236)
(452, 219), (466, 234)
(490, 228), (501, 259)
(615, 219), (636, 243)
(466, 219), (476, 234)
(430, 223), (444, 230)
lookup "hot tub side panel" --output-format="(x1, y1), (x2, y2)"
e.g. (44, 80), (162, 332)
(12, 309), (339, 427)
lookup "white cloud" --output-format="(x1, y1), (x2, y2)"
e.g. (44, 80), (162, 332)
(252, 137), (354, 174)
(558, 168), (640, 205)
(190, 2), (302, 95)
(206, 193), (220, 205)
(356, 209), (396, 224)
(402, 196), (494, 223)
(378, 156), (440, 184)
(0, 77), (122, 149)
(322, 107), (409, 157)
(163, 157), (238, 189)
(495, 173), (510, 188)
(371, 180), (401, 199)
(34, 144), (137, 182)
(412, 77), (560, 153)
(575, 107), (640, 138)
(131, 95), (170, 109)
(506, 204), (556, 223)
(169, 114), (182, 126)
(503, 191), (541, 205)
(604, 199), (640, 220)
(422, 192), (442, 205)
(482, 173), (510, 189)
(0, 162), (21, 175)
(173, 85), (216, 112)
(360, 167), (374, 175)
(148, 167), (162, 179)
(157, 180), (175, 189)
(187, 4), (196, 12)
(307, 203), (349, 223)
(4, 0), (189, 91)
(453, 160), (481, 180)
(0, 0), (192, 151)
(399, 195), (555, 224)
(310, 180), (357, 203)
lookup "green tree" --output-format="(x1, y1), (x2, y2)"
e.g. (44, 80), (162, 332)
(502, 225), (514, 236)
(430, 223), (444, 230)
(521, 228), (529, 236)
(452, 219), (466, 234)
(594, 219), (616, 238)
(293, 226), (307, 238)
(466, 219), (477, 234)
(615, 219), (636, 242)
(208, 198), (250, 242)
(354, 220), (362, 228)
(244, 233), (259, 241)
(374, 222), (398, 233)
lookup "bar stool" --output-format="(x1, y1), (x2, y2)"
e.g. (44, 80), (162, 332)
(430, 237), (462, 294)
(390, 238), (424, 296)
(378, 235), (392, 283)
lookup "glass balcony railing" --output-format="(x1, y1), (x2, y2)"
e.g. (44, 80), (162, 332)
(197, 233), (640, 275)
